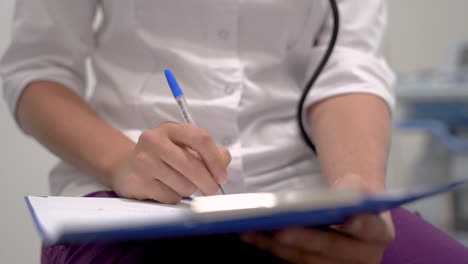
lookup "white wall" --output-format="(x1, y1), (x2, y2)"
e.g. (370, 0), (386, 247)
(386, 0), (468, 73)
(0, 1), (57, 263)
(0, 1), (467, 263)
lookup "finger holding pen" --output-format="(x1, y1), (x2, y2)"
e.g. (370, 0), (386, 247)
(111, 122), (230, 204)
(164, 68), (228, 194)
(168, 123), (229, 184)
(136, 123), (229, 196)
(109, 70), (230, 204)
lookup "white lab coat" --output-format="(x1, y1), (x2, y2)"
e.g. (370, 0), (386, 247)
(0, 0), (394, 196)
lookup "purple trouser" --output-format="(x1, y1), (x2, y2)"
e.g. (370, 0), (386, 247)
(42, 191), (468, 264)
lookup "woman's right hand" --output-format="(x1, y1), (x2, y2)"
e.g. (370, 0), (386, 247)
(110, 122), (231, 204)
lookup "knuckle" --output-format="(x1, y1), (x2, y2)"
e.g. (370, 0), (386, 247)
(195, 129), (213, 145)
(134, 152), (150, 166)
(138, 130), (153, 144)
(139, 131), (170, 152)
(138, 130), (162, 146)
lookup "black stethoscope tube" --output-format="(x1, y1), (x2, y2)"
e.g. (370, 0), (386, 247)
(297, 0), (340, 154)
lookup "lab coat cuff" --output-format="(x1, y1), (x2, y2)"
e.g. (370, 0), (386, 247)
(2, 70), (86, 133)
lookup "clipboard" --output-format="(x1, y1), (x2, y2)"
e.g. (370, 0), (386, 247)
(25, 179), (468, 244)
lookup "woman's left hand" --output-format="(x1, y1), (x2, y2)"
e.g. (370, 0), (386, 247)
(241, 213), (394, 264)
(241, 174), (395, 264)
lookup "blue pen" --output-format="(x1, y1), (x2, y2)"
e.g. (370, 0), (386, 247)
(164, 69), (226, 195)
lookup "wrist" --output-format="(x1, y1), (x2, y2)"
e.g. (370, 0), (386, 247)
(96, 140), (135, 187)
(329, 173), (386, 193)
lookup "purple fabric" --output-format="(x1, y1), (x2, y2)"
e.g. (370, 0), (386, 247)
(42, 191), (468, 264)
(382, 207), (468, 263)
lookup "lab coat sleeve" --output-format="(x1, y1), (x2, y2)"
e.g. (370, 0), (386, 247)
(304, 0), (395, 111)
(0, 0), (98, 124)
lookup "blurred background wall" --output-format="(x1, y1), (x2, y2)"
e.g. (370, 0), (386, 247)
(1, 0), (467, 262)
(385, 0), (468, 239)
(386, 0), (468, 73)
(0, 0), (57, 263)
